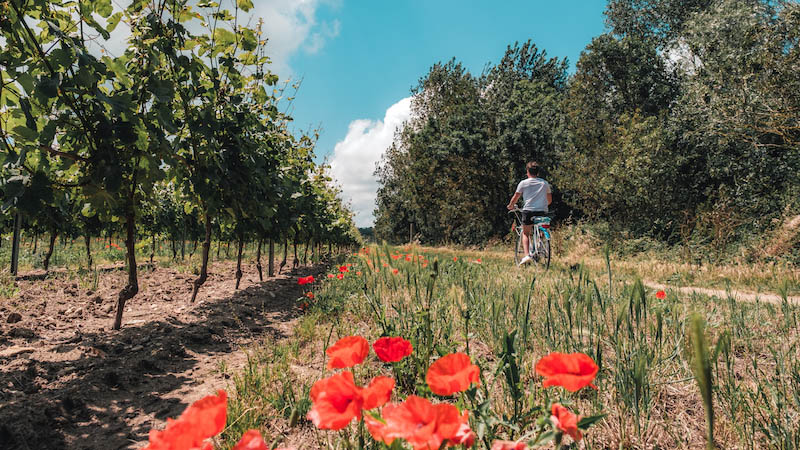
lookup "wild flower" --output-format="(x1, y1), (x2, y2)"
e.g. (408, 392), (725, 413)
(326, 336), (369, 369)
(307, 371), (394, 430)
(337, 273), (344, 280)
(372, 337), (413, 363)
(143, 390), (227, 449)
(551, 403), (582, 441)
(365, 395), (470, 450)
(426, 353), (480, 396)
(491, 441), (528, 450)
(535, 352), (598, 392)
(656, 290), (666, 299)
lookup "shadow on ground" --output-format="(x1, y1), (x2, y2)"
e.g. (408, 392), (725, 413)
(0, 262), (329, 450)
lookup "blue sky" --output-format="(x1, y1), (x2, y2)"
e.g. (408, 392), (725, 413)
(271, 0), (608, 226)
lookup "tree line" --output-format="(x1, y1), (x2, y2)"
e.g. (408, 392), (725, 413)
(374, 0), (799, 258)
(1, 0), (360, 329)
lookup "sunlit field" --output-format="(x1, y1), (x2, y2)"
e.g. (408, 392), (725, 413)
(208, 243), (799, 449)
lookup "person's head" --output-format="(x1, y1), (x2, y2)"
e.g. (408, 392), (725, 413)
(526, 161), (541, 177)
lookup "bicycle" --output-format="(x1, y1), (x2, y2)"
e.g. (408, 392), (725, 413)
(509, 208), (551, 269)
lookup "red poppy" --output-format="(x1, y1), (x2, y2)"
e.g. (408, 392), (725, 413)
(326, 336), (369, 369)
(491, 440), (528, 450)
(305, 292), (314, 299)
(392, 255), (400, 260)
(453, 257), (458, 262)
(422, 263), (428, 268)
(392, 269), (399, 275)
(327, 274), (335, 278)
(383, 263), (389, 267)
(475, 258), (482, 264)
(361, 376), (395, 410)
(346, 263), (352, 267)
(535, 352), (598, 392)
(655, 290), (666, 299)
(339, 266), (349, 272)
(450, 420), (476, 447)
(366, 396), (465, 450)
(143, 390), (227, 450)
(356, 271), (362, 276)
(297, 276), (315, 285)
(233, 430), (268, 450)
(426, 353), (480, 396)
(373, 337), (413, 363)
(307, 371), (363, 430)
(551, 403), (582, 441)
(405, 256), (412, 262)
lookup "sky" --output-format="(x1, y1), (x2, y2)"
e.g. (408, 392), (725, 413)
(92, 0), (609, 227)
(282, 1), (609, 227)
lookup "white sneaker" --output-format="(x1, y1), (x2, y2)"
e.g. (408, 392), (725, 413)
(519, 255), (532, 266)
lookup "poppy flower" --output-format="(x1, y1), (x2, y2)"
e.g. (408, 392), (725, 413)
(346, 263), (352, 267)
(233, 430), (269, 450)
(337, 273), (344, 280)
(143, 390), (227, 450)
(366, 396), (465, 450)
(426, 353), (480, 396)
(305, 292), (314, 299)
(392, 269), (399, 275)
(551, 403), (582, 441)
(373, 337), (413, 363)
(297, 276), (314, 285)
(339, 266), (349, 273)
(326, 336), (369, 369)
(491, 440), (528, 450)
(655, 290), (666, 299)
(327, 274), (335, 279)
(405, 256), (412, 262)
(535, 352), (598, 392)
(453, 257), (458, 262)
(475, 258), (482, 264)
(356, 271), (362, 276)
(361, 376), (395, 410)
(383, 263), (389, 267)
(307, 371), (363, 430)
(450, 420), (476, 447)
(392, 255), (400, 260)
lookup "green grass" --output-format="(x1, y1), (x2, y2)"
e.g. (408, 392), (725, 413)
(220, 243), (799, 449)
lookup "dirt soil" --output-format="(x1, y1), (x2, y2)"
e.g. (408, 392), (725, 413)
(0, 259), (323, 450)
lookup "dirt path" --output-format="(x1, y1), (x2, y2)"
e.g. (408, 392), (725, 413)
(0, 259), (325, 450)
(643, 280), (800, 305)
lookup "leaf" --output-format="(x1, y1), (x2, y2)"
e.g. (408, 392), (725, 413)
(94, 0), (114, 18)
(213, 28), (236, 47)
(11, 125), (38, 142)
(106, 12), (123, 32)
(241, 29), (257, 51)
(237, 0), (254, 12)
(36, 76), (59, 98)
(577, 413), (607, 429)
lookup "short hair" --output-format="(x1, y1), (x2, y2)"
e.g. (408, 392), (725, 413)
(526, 161), (540, 176)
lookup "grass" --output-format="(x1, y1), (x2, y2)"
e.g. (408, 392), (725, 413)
(218, 241), (799, 449)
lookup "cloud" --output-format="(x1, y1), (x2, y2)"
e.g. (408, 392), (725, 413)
(330, 97), (412, 228)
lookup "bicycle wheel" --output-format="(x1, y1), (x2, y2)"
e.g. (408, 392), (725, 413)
(514, 230), (527, 265)
(539, 232), (551, 270)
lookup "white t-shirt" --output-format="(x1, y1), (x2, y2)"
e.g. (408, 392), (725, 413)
(516, 177), (551, 212)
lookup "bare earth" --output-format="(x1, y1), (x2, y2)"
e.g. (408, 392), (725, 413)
(643, 280), (800, 305)
(0, 259), (321, 450)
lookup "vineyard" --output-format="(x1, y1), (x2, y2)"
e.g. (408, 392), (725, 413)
(1, 0), (360, 331)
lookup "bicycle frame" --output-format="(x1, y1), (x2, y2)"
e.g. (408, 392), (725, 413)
(511, 209), (548, 257)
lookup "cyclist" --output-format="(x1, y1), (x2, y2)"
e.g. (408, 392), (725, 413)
(506, 161), (552, 265)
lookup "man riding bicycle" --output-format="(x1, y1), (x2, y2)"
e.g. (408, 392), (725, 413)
(506, 161), (552, 265)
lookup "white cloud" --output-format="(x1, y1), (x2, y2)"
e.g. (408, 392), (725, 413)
(330, 97), (412, 228)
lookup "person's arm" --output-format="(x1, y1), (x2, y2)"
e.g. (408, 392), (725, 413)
(546, 183), (553, 206)
(507, 192), (521, 210)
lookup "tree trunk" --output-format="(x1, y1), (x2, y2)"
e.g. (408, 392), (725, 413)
(191, 214), (213, 302)
(43, 230), (58, 272)
(235, 234), (244, 290)
(10, 212), (21, 276)
(225, 241), (230, 258)
(150, 232), (155, 265)
(292, 239), (299, 268)
(32, 233), (38, 254)
(268, 239), (275, 277)
(255, 239), (263, 282)
(85, 234), (93, 269)
(279, 238), (288, 274)
(216, 231), (221, 260)
(328, 241), (332, 257)
(113, 204), (139, 330)
(171, 238), (177, 260)
(190, 239), (197, 258)
(181, 235), (185, 260)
